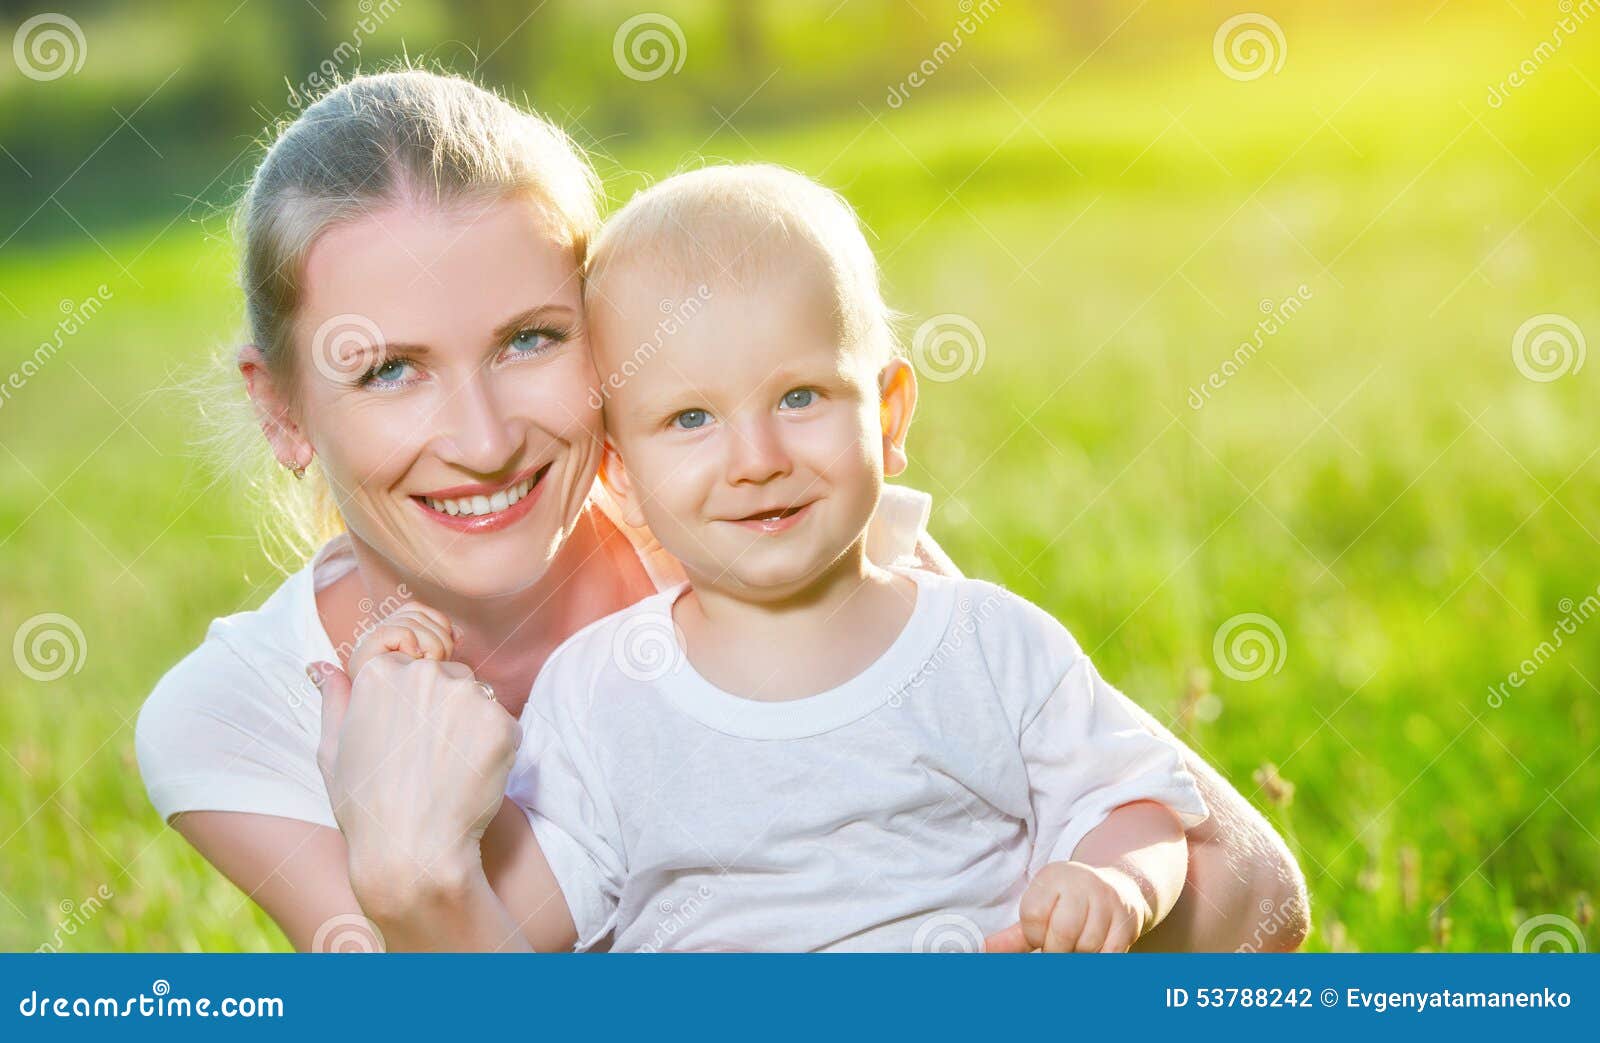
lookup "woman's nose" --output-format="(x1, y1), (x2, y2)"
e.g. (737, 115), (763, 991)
(434, 371), (517, 473)
(724, 416), (792, 486)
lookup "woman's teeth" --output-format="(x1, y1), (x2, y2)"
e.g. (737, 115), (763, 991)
(422, 476), (536, 517)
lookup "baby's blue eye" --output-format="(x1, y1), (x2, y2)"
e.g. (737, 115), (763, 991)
(673, 409), (710, 430)
(780, 388), (814, 409)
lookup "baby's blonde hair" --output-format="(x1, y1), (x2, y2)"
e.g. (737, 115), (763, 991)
(207, 66), (601, 568)
(584, 164), (899, 362)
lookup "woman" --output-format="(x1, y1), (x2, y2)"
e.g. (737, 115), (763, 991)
(135, 69), (1308, 952)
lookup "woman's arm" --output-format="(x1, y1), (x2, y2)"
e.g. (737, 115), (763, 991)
(1119, 699), (1309, 952)
(169, 811), (378, 952)
(913, 530), (1308, 951)
(312, 655), (577, 951)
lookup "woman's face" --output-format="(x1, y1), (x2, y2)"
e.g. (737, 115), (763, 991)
(288, 196), (603, 598)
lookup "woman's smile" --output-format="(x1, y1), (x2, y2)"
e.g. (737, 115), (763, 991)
(410, 461), (552, 534)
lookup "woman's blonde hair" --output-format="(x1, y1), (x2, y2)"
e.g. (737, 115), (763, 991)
(210, 65), (601, 570)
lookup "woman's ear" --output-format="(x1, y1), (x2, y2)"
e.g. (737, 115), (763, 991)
(878, 357), (918, 478)
(597, 438), (648, 530)
(238, 345), (313, 472)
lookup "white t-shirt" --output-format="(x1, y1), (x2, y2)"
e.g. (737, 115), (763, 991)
(134, 483), (935, 826)
(506, 568), (1209, 953)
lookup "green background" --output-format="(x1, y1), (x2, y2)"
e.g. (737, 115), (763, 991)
(1, 0), (1596, 952)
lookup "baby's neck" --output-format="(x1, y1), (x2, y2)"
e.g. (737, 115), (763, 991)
(672, 550), (918, 701)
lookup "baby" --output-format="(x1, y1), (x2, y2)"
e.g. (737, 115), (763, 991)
(353, 165), (1207, 952)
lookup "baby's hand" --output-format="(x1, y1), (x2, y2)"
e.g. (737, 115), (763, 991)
(986, 861), (1150, 953)
(346, 600), (461, 679)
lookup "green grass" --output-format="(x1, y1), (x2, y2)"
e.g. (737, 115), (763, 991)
(2, 5), (1597, 952)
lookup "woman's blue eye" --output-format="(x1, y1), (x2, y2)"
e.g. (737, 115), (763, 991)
(673, 409), (709, 430)
(509, 328), (549, 354)
(780, 388), (814, 409)
(367, 358), (411, 385)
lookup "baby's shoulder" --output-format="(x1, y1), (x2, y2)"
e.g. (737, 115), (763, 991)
(912, 571), (1088, 700)
(528, 587), (685, 713)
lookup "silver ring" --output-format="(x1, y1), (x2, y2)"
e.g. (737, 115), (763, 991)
(475, 680), (496, 702)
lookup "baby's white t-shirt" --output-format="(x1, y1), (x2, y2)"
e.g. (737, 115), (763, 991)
(506, 568), (1209, 953)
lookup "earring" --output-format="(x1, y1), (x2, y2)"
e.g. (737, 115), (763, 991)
(287, 462), (307, 481)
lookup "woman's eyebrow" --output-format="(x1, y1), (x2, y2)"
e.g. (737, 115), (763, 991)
(367, 305), (578, 357)
(492, 303), (578, 343)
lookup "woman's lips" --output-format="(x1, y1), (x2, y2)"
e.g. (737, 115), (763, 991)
(726, 500), (814, 535)
(410, 463), (551, 535)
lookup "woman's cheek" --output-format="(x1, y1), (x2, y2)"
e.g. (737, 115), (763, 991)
(317, 394), (431, 497)
(526, 346), (606, 442)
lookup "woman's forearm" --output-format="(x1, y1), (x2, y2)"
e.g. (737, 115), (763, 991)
(1105, 698), (1308, 951)
(351, 853), (533, 953)
(1134, 761), (1309, 952)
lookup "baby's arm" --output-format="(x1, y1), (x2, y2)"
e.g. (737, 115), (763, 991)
(982, 592), (1210, 953)
(989, 800), (1186, 953)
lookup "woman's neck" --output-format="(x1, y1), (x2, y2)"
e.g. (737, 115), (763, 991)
(322, 506), (655, 715)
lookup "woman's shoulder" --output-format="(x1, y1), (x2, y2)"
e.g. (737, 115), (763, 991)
(134, 561), (335, 827)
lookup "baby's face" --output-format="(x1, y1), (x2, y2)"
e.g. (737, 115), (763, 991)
(590, 260), (901, 599)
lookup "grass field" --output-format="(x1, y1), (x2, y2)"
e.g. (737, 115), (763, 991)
(2, 4), (1597, 952)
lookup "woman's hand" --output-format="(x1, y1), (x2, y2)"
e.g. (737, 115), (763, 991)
(308, 653), (522, 929)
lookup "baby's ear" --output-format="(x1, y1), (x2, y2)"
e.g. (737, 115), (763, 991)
(598, 438), (648, 529)
(878, 357), (918, 478)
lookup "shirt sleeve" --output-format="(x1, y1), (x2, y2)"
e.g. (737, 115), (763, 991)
(505, 657), (627, 951)
(1019, 653), (1209, 877)
(134, 638), (336, 829)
